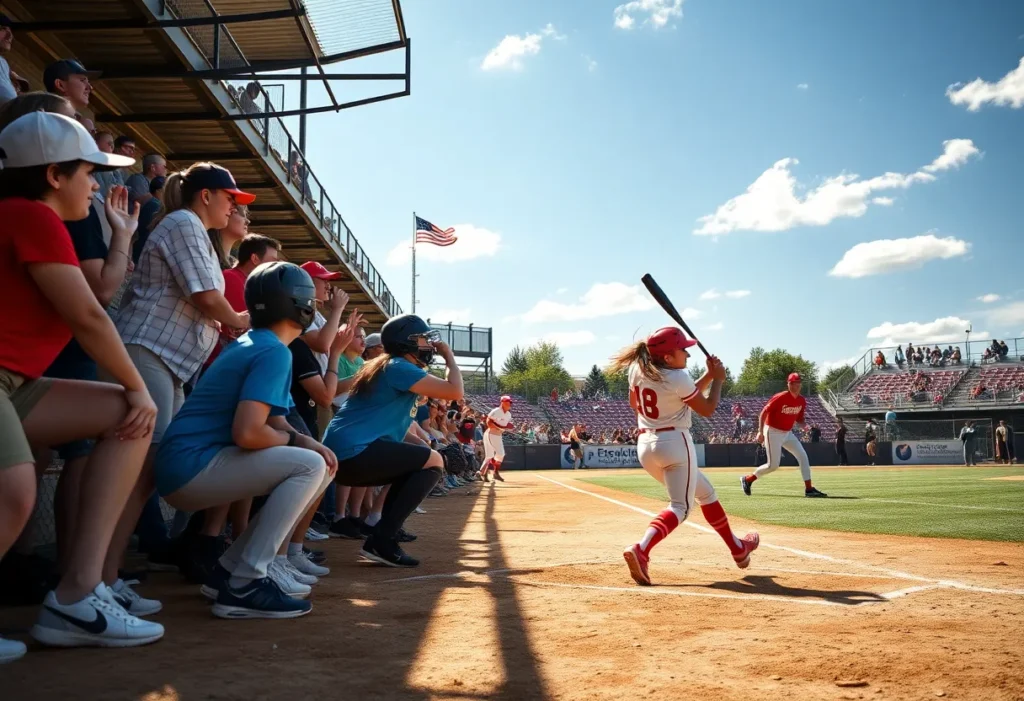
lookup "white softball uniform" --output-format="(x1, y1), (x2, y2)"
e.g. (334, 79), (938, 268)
(630, 363), (718, 521)
(484, 407), (511, 462)
(754, 425), (811, 481)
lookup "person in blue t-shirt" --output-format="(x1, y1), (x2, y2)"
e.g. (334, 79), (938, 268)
(323, 314), (464, 568)
(155, 262), (337, 620)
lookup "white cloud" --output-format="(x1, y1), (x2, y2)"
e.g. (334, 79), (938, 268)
(987, 301), (1024, 327)
(613, 0), (683, 30)
(796, 83), (809, 90)
(872, 196), (894, 206)
(424, 308), (473, 325)
(583, 54), (598, 72)
(947, 57), (1024, 111)
(828, 234), (970, 279)
(820, 355), (862, 377)
(556, 287), (568, 294)
(521, 330), (596, 348)
(518, 282), (655, 323)
(694, 139), (981, 236)
(386, 223), (501, 265)
(699, 288), (750, 301)
(680, 307), (703, 319)
(482, 24), (564, 71)
(866, 316), (982, 346)
(978, 293), (1001, 304)
(541, 23), (566, 40)
(705, 321), (724, 331)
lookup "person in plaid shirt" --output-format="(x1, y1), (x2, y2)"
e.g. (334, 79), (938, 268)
(110, 162), (255, 610)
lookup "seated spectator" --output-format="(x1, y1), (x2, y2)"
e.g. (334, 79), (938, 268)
(322, 315), (462, 567)
(0, 14), (18, 104)
(951, 346), (961, 364)
(874, 351), (886, 369)
(983, 348), (993, 362)
(43, 59), (96, 122)
(155, 262), (335, 619)
(125, 153), (167, 206)
(133, 175), (165, 263)
(0, 111), (163, 656)
(999, 340), (1009, 359)
(914, 348), (924, 365)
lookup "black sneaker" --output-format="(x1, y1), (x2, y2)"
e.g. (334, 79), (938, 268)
(359, 521), (377, 538)
(396, 528), (417, 543)
(310, 512), (331, 531)
(200, 564), (231, 601)
(805, 487), (828, 498)
(145, 542), (180, 573)
(329, 517), (363, 540)
(212, 577), (312, 619)
(179, 535), (229, 584)
(493, 472), (505, 482)
(360, 537), (419, 568)
(740, 476), (753, 496)
(302, 546), (327, 565)
(358, 536), (417, 568)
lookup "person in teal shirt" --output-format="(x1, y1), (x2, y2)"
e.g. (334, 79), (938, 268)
(323, 314), (463, 568)
(156, 262), (336, 620)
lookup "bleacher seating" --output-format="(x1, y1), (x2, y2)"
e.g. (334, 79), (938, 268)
(960, 366), (1024, 403)
(841, 367), (966, 408)
(464, 395), (545, 424)
(539, 398), (636, 435)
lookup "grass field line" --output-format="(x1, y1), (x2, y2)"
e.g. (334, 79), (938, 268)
(881, 584), (941, 599)
(534, 474), (1024, 597)
(378, 558), (612, 584)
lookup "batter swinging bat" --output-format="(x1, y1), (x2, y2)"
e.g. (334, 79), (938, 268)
(640, 273), (711, 358)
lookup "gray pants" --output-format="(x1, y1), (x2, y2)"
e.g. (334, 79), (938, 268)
(964, 442), (976, 466)
(166, 445), (330, 579)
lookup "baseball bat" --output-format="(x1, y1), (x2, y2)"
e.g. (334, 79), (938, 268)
(640, 273), (711, 358)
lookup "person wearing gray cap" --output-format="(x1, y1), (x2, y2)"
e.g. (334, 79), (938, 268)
(44, 58), (99, 115)
(363, 333), (384, 360)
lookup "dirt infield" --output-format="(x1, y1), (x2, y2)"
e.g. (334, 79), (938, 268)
(2, 469), (1023, 701)
(987, 475), (1024, 481)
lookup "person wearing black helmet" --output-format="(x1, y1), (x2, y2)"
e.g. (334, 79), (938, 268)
(154, 262), (338, 619)
(323, 314), (464, 567)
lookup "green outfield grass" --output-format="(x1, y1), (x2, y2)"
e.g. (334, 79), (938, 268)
(581, 466), (1024, 542)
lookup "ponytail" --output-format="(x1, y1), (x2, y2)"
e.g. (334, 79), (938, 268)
(154, 161), (220, 227)
(349, 353), (392, 396)
(609, 340), (665, 382)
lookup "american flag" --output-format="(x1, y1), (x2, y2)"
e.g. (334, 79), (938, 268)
(415, 216), (457, 247)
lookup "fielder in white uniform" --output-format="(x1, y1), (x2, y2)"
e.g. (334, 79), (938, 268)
(480, 396), (513, 482)
(609, 327), (759, 586)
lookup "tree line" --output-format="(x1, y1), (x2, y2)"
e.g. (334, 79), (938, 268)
(498, 341), (856, 401)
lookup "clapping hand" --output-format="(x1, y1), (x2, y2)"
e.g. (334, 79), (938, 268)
(104, 185), (139, 237)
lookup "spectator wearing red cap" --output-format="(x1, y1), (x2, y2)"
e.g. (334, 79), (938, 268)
(298, 261), (347, 431)
(741, 373), (827, 498)
(479, 396), (513, 482)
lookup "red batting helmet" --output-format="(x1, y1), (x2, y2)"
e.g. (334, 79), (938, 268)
(500, 395), (512, 405)
(787, 372), (802, 383)
(646, 327), (697, 357)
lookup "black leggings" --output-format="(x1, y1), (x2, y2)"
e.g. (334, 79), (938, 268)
(334, 439), (440, 542)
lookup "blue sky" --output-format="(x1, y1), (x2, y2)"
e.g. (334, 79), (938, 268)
(277, 0), (1024, 376)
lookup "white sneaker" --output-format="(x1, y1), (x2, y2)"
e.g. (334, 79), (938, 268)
(288, 552), (330, 577)
(281, 557), (318, 585)
(31, 584), (164, 648)
(414, 506), (426, 514)
(110, 579), (162, 617)
(305, 527), (329, 542)
(268, 559), (312, 598)
(0, 636), (27, 664)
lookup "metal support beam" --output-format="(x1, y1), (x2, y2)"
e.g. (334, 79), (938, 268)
(9, 8), (305, 32)
(89, 40), (407, 80)
(96, 90), (409, 123)
(164, 152), (256, 162)
(299, 66), (308, 154)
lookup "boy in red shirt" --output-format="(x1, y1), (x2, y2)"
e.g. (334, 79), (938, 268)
(741, 373), (827, 498)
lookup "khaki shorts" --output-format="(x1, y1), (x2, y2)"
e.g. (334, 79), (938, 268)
(0, 367), (53, 470)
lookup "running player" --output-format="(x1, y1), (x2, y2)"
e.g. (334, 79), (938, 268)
(610, 327), (759, 586)
(740, 373), (827, 498)
(479, 395), (513, 482)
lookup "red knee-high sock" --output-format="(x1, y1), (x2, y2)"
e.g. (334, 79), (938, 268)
(699, 500), (744, 555)
(638, 509), (679, 556)
(493, 461), (501, 474)
(804, 479), (812, 490)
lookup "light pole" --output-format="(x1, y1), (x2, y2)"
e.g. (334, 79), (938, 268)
(965, 324), (972, 364)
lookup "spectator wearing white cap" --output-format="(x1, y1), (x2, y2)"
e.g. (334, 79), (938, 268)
(0, 111), (163, 658)
(363, 333), (384, 360)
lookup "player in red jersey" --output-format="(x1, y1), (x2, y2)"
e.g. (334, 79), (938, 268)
(741, 373), (828, 498)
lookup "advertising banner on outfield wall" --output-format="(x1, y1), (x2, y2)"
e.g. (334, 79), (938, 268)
(558, 443), (707, 468)
(892, 440), (963, 465)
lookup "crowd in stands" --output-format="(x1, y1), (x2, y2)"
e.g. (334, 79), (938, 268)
(0, 28), (485, 664)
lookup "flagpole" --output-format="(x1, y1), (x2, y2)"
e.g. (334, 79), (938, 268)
(411, 211), (417, 314)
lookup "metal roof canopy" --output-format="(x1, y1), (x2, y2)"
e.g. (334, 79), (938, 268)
(3, 0), (409, 328)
